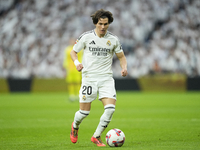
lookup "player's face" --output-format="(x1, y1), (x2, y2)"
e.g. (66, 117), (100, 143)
(95, 18), (109, 37)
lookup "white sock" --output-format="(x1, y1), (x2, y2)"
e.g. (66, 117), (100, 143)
(93, 104), (115, 137)
(73, 110), (90, 129)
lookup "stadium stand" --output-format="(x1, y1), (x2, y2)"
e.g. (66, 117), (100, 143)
(0, 0), (200, 79)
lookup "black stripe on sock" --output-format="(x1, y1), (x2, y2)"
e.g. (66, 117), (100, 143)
(104, 121), (110, 123)
(101, 125), (108, 128)
(104, 107), (115, 110)
(73, 127), (79, 130)
(79, 111), (89, 116)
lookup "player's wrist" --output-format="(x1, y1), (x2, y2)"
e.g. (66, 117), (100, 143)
(74, 59), (81, 66)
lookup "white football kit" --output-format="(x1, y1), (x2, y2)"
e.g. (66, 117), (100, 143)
(73, 30), (123, 102)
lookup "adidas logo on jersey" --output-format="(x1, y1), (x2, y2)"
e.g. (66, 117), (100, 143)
(89, 40), (96, 44)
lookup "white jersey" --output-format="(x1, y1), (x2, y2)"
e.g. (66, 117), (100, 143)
(73, 30), (123, 81)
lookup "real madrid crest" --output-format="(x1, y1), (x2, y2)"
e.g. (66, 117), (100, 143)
(106, 40), (111, 46)
(82, 95), (86, 101)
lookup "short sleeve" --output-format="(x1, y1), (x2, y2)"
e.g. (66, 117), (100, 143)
(73, 36), (85, 53)
(114, 38), (123, 53)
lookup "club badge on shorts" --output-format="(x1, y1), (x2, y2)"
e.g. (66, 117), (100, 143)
(82, 95), (86, 101)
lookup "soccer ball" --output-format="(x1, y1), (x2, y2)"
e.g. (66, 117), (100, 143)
(106, 128), (125, 147)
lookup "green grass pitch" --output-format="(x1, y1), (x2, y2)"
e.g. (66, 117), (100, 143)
(0, 91), (200, 150)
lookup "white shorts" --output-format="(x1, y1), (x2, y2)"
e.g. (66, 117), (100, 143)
(79, 77), (117, 103)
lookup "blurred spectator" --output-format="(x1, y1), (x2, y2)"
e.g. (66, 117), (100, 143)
(63, 38), (82, 101)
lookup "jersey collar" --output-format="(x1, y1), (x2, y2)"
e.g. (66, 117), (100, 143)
(93, 29), (108, 38)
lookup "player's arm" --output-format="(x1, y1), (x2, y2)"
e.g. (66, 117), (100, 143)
(115, 51), (128, 77)
(70, 50), (83, 72)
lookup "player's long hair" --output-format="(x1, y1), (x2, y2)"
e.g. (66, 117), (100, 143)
(91, 9), (114, 24)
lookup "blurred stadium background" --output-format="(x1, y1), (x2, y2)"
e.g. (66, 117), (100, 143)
(1, 1), (200, 149)
(0, 0), (200, 92)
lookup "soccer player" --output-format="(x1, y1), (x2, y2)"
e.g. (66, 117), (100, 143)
(70, 9), (128, 147)
(63, 38), (83, 101)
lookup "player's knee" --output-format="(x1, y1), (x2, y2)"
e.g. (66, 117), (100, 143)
(76, 109), (90, 120)
(74, 110), (90, 128)
(79, 109), (90, 117)
(105, 107), (115, 116)
(104, 104), (115, 119)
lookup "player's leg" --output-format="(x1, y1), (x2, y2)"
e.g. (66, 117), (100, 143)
(73, 102), (91, 128)
(91, 78), (116, 146)
(93, 98), (116, 137)
(73, 80), (97, 128)
(74, 71), (82, 101)
(70, 80), (97, 143)
(68, 83), (76, 101)
(70, 102), (91, 143)
(67, 71), (76, 101)
(91, 98), (116, 146)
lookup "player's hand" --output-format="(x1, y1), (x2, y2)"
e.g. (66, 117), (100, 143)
(76, 64), (83, 72)
(121, 69), (128, 77)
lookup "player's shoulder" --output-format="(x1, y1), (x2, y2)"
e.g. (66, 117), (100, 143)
(78, 30), (95, 40)
(106, 31), (120, 41)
